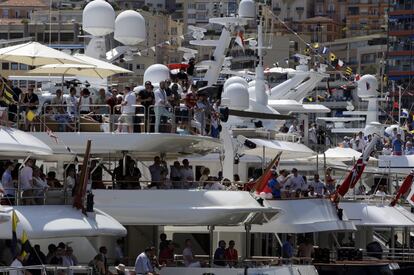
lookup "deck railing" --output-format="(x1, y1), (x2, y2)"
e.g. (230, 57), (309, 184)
(10, 104), (210, 136)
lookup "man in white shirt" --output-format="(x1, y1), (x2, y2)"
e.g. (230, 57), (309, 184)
(66, 87), (78, 116)
(288, 120), (300, 135)
(154, 80), (174, 133)
(20, 159), (34, 204)
(182, 239), (200, 267)
(285, 168), (306, 192)
(308, 123), (318, 144)
(135, 247), (155, 275)
(180, 159), (194, 188)
(118, 87), (136, 133)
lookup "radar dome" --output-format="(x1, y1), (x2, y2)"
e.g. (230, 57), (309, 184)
(223, 76), (248, 94)
(238, 0), (256, 18)
(83, 0), (115, 36)
(143, 64), (170, 85)
(357, 74), (378, 98)
(114, 10), (146, 46)
(223, 83), (249, 111)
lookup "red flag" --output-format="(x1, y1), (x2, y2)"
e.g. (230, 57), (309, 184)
(235, 31), (244, 51)
(243, 152), (282, 192)
(332, 136), (378, 202)
(390, 170), (414, 206)
(393, 101), (399, 109)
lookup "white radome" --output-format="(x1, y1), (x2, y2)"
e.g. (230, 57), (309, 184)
(224, 83), (249, 111)
(357, 74), (378, 98)
(238, 0), (256, 19)
(114, 10), (146, 46)
(223, 76), (249, 92)
(143, 64), (170, 86)
(82, 0), (115, 36)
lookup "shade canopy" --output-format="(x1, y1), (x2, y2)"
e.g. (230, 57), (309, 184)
(0, 127), (52, 156)
(0, 41), (86, 66)
(166, 198), (356, 234)
(74, 53), (133, 76)
(94, 190), (279, 226)
(340, 201), (414, 227)
(29, 54), (132, 79)
(243, 138), (316, 160)
(0, 205), (126, 239)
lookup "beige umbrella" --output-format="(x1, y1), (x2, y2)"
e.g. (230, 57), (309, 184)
(29, 54), (132, 79)
(0, 41), (86, 66)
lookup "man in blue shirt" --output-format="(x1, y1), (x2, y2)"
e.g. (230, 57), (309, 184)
(282, 235), (294, 261)
(135, 247), (155, 275)
(1, 161), (15, 200)
(392, 134), (404, 155)
(213, 240), (226, 266)
(268, 170), (281, 199)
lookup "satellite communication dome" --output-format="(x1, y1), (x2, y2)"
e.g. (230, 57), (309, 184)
(357, 74), (378, 98)
(143, 64), (170, 85)
(83, 0), (115, 36)
(238, 0), (256, 19)
(114, 10), (146, 46)
(224, 83), (249, 111)
(223, 76), (248, 92)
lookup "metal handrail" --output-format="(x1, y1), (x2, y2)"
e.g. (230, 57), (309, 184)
(12, 103), (215, 136)
(0, 265), (93, 275)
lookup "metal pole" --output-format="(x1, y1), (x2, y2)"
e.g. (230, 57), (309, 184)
(262, 146), (266, 173)
(245, 224), (252, 259)
(398, 85), (402, 126)
(208, 225), (215, 266)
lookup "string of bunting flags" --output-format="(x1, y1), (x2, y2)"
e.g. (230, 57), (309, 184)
(268, 10), (356, 81)
(305, 42), (353, 77)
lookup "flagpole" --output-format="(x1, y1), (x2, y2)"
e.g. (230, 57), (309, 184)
(398, 85), (402, 126)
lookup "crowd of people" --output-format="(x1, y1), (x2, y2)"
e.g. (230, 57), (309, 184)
(133, 234), (240, 275)
(0, 159), (68, 205)
(0, 68), (221, 137)
(0, 156), (245, 206)
(2, 241), (80, 275)
(261, 167), (337, 200)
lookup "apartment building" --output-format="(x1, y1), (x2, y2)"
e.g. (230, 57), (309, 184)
(0, 0), (48, 20)
(344, 0), (388, 37)
(386, 0), (414, 95)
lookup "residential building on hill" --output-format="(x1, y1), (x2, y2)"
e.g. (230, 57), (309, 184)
(386, 0), (414, 96)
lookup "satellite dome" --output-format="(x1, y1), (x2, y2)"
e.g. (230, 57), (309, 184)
(357, 74), (378, 98)
(238, 0), (256, 19)
(223, 83), (249, 111)
(223, 76), (248, 93)
(83, 0), (115, 36)
(114, 10), (146, 46)
(143, 64), (170, 86)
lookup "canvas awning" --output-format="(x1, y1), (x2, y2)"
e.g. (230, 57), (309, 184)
(0, 205), (126, 239)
